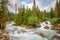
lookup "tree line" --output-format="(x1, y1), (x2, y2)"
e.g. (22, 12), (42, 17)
(0, 0), (60, 29)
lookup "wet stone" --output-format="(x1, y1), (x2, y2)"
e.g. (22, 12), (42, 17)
(0, 30), (10, 40)
(44, 26), (49, 29)
(39, 32), (45, 37)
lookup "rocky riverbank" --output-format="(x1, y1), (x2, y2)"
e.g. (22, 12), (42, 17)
(0, 21), (60, 40)
(0, 29), (10, 40)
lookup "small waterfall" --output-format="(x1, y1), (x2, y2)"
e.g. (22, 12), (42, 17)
(40, 21), (52, 29)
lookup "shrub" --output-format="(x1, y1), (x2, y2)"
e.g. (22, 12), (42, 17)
(28, 16), (39, 25)
(50, 17), (60, 25)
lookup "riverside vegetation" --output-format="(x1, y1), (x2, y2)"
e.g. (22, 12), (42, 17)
(0, 0), (60, 40)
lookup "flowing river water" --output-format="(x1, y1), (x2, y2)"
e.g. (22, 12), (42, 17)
(4, 21), (60, 40)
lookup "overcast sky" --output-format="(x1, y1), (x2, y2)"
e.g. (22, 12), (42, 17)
(8, 0), (56, 13)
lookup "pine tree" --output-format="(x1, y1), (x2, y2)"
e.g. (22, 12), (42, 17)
(55, 0), (60, 18)
(0, 0), (9, 29)
(14, 5), (25, 25)
(50, 8), (56, 19)
(32, 0), (37, 16)
(7, 12), (15, 21)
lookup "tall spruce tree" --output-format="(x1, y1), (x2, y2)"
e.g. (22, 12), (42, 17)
(55, 0), (60, 18)
(50, 8), (56, 19)
(14, 5), (25, 25)
(0, 0), (9, 29)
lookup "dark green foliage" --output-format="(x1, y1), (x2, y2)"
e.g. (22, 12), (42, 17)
(0, 0), (60, 28)
(14, 7), (39, 26)
(14, 6), (60, 26)
(14, 0), (60, 26)
(27, 16), (39, 25)
(55, 18), (60, 24)
(50, 8), (56, 19)
(7, 12), (15, 21)
(14, 8), (23, 25)
(50, 18), (60, 25)
(0, 0), (9, 29)
(55, 0), (60, 18)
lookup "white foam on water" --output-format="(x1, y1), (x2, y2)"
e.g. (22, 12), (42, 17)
(9, 32), (46, 40)
(40, 21), (52, 29)
(5, 21), (57, 40)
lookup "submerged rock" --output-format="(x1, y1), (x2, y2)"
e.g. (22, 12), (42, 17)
(36, 28), (56, 35)
(35, 28), (57, 40)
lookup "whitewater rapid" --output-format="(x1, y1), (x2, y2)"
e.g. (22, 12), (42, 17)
(5, 21), (57, 40)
